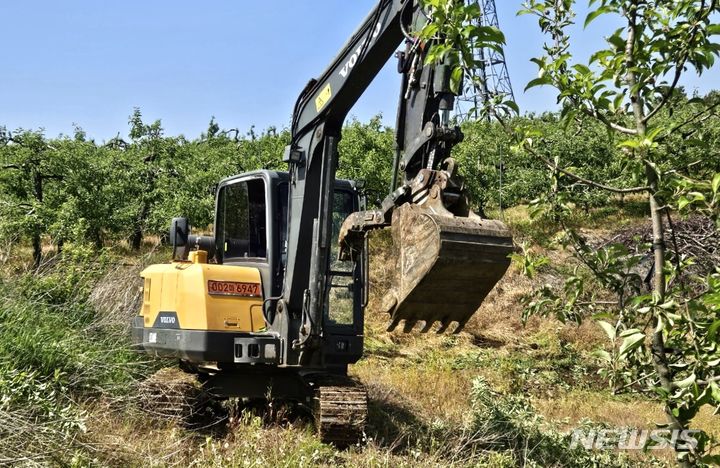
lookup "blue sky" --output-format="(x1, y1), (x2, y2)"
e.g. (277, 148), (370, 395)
(0, 1), (717, 140)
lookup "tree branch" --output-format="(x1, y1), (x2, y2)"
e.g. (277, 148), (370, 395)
(642, 61), (685, 124)
(616, 371), (657, 393)
(525, 144), (650, 194)
(645, 0), (717, 125)
(697, 375), (720, 386)
(104, 134), (128, 149)
(656, 100), (720, 143)
(582, 108), (638, 135)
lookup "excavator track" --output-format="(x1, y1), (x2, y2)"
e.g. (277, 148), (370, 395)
(313, 377), (368, 446)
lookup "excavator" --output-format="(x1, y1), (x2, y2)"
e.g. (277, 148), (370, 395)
(132, 0), (514, 445)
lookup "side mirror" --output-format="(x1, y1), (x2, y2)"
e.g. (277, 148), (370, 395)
(170, 217), (190, 247)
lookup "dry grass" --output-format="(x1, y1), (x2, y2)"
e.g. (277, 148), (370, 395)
(354, 359), (474, 426)
(4, 206), (717, 467)
(84, 401), (209, 467)
(355, 220), (718, 465)
(533, 391), (720, 465)
(69, 221), (718, 466)
(533, 391), (720, 438)
(88, 263), (144, 331)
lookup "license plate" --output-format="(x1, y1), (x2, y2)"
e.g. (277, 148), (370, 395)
(207, 280), (261, 297)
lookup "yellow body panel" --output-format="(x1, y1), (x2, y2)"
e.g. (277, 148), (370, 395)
(139, 261), (265, 332)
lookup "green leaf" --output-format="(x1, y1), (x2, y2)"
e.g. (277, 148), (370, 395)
(525, 76), (552, 91)
(618, 328), (643, 338)
(700, 455), (720, 465)
(421, 23), (439, 39)
(673, 373), (696, 389)
(655, 315), (665, 334)
(688, 191), (706, 202)
(597, 320), (616, 341)
(592, 349), (612, 362)
(503, 100), (520, 114)
(712, 173), (720, 194)
(618, 139), (640, 149)
(573, 64), (592, 75)
(708, 320), (720, 341)
(590, 50), (613, 64)
(606, 30), (625, 49)
(711, 382), (720, 403)
(450, 66), (464, 94)
(584, 7), (612, 28)
(619, 333), (644, 356)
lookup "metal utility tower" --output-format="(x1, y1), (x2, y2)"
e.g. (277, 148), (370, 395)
(455, 0), (515, 122)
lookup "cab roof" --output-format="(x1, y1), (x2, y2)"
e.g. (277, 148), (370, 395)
(218, 169), (358, 191)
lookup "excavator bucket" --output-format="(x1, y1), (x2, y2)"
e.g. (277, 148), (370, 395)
(383, 204), (514, 334)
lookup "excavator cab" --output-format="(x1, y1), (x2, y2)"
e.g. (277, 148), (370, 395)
(212, 170), (366, 367)
(133, 170), (366, 371)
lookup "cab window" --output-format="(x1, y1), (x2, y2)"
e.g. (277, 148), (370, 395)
(216, 179), (267, 261)
(326, 190), (357, 326)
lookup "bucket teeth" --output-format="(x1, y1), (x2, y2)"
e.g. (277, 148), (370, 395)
(436, 321), (451, 334)
(384, 203), (513, 334)
(402, 319), (418, 333)
(419, 321), (434, 333)
(387, 317), (401, 333)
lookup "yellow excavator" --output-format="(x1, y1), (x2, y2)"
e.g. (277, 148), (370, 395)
(132, 0), (513, 445)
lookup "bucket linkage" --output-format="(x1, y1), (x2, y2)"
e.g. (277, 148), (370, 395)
(339, 161), (514, 333)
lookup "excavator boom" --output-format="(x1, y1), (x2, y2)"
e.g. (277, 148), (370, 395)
(283, 0), (512, 349)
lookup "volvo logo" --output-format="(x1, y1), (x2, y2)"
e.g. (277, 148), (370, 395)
(339, 23), (382, 78)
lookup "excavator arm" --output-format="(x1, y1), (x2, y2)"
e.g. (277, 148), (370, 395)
(280, 0), (513, 362)
(278, 0), (407, 363)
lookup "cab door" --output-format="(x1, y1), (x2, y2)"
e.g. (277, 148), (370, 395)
(322, 188), (366, 365)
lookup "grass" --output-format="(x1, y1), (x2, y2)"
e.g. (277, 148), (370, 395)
(1, 205), (718, 467)
(498, 198), (649, 247)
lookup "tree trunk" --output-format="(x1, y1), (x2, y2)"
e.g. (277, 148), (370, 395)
(131, 226), (143, 251)
(92, 229), (103, 250)
(131, 203), (149, 251)
(32, 233), (41, 269)
(647, 165), (691, 466)
(32, 168), (43, 269)
(623, 4), (690, 463)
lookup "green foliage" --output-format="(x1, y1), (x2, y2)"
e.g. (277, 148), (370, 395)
(0, 112), (397, 255)
(418, 0), (516, 116)
(509, 242), (549, 279)
(469, 377), (635, 467)
(337, 115), (394, 203)
(0, 249), (149, 390)
(0, 246), (159, 464)
(190, 412), (337, 467)
(521, 0), (719, 134)
(516, 1), (720, 464)
(2, 97), (716, 260)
